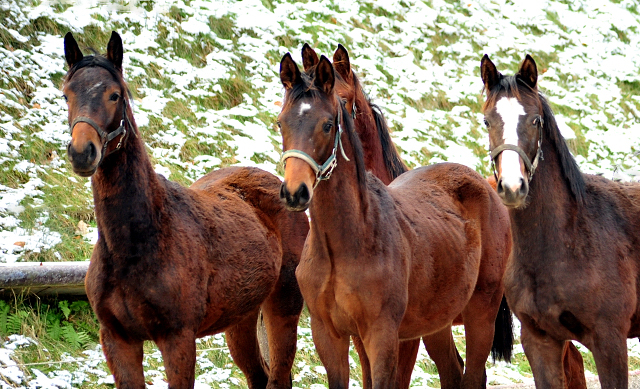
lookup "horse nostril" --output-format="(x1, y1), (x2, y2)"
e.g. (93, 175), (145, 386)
(280, 184), (288, 200)
(88, 142), (97, 161)
(297, 183), (310, 205)
(67, 143), (74, 162)
(496, 179), (504, 194)
(519, 179), (527, 195)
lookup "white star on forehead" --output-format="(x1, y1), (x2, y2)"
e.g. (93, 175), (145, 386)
(298, 103), (311, 116)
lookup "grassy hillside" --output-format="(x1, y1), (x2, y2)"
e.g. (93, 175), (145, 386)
(1, 0), (640, 387)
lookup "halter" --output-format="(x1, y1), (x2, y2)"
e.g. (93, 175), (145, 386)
(490, 115), (544, 183)
(69, 98), (132, 167)
(280, 106), (351, 189)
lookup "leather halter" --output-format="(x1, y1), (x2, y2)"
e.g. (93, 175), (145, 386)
(490, 115), (544, 183)
(70, 98), (131, 167)
(280, 106), (350, 189)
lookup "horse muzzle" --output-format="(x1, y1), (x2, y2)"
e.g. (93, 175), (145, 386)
(496, 176), (529, 208)
(280, 182), (311, 212)
(67, 138), (100, 177)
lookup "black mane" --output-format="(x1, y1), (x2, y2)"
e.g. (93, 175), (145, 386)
(350, 72), (408, 179)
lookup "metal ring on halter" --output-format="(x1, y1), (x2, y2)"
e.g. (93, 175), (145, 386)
(490, 115), (544, 183)
(69, 99), (131, 167)
(281, 105), (350, 189)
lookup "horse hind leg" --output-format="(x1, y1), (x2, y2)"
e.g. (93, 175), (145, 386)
(395, 338), (420, 389)
(226, 309), (269, 389)
(352, 336), (372, 389)
(562, 341), (586, 389)
(422, 326), (463, 389)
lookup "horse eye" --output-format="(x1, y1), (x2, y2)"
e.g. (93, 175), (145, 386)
(323, 123), (333, 133)
(109, 93), (120, 101)
(483, 119), (489, 128)
(63, 95), (68, 102)
(276, 121), (282, 129)
(533, 117), (539, 125)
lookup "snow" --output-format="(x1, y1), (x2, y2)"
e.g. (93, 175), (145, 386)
(1, 0), (640, 385)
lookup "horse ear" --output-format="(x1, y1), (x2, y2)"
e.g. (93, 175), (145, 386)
(517, 54), (538, 89)
(106, 31), (124, 71)
(315, 55), (335, 95)
(333, 44), (351, 81)
(480, 54), (500, 92)
(64, 32), (83, 69)
(301, 43), (319, 71)
(280, 53), (302, 90)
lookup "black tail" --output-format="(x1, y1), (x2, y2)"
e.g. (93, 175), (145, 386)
(491, 295), (513, 363)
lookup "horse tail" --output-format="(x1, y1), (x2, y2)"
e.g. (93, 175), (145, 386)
(370, 103), (409, 179)
(491, 295), (514, 363)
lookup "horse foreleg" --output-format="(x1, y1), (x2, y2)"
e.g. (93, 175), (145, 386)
(395, 338), (420, 389)
(155, 329), (197, 389)
(423, 326), (463, 389)
(310, 316), (350, 389)
(361, 322), (400, 389)
(225, 310), (269, 389)
(520, 323), (565, 388)
(352, 336), (372, 389)
(100, 328), (145, 389)
(590, 330), (628, 389)
(562, 341), (586, 389)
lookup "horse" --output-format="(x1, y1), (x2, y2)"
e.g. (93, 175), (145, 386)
(63, 31), (308, 388)
(277, 52), (513, 388)
(481, 54), (640, 388)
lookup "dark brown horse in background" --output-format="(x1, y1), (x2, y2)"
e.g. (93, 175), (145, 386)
(278, 53), (512, 388)
(63, 31), (308, 388)
(481, 54), (640, 389)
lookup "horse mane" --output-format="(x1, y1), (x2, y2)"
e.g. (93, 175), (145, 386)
(283, 70), (368, 200)
(351, 72), (408, 179)
(484, 76), (585, 204)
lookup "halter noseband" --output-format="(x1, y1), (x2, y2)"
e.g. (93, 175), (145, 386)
(280, 106), (350, 189)
(70, 98), (131, 167)
(490, 115), (544, 183)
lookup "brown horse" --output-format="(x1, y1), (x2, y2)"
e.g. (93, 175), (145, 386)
(481, 54), (640, 388)
(63, 31), (308, 388)
(300, 43), (425, 388)
(278, 53), (512, 388)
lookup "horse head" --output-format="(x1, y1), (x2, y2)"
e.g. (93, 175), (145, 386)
(481, 54), (544, 208)
(63, 31), (132, 177)
(278, 53), (350, 211)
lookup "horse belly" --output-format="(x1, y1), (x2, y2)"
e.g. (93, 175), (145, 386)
(400, 223), (481, 339)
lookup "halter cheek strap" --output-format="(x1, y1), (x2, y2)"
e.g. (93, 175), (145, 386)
(69, 99), (132, 167)
(280, 107), (350, 189)
(490, 115), (544, 183)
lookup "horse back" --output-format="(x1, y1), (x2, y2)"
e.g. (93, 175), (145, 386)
(390, 162), (511, 291)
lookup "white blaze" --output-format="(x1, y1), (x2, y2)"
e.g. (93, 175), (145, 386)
(495, 97), (525, 191)
(299, 103), (311, 116)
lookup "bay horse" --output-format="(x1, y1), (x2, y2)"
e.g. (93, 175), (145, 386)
(278, 53), (512, 388)
(481, 54), (640, 388)
(63, 31), (308, 388)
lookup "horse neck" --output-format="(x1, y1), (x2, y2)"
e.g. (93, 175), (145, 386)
(308, 130), (369, 255)
(354, 93), (393, 184)
(510, 138), (578, 240)
(91, 121), (165, 257)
